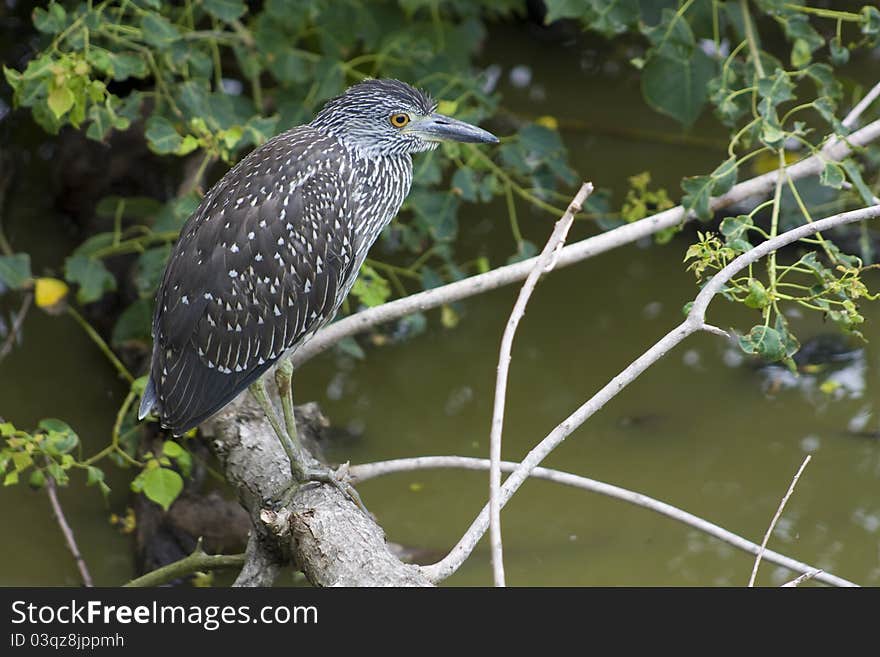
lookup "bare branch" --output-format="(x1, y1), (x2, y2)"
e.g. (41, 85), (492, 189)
(782, 569), (823, 587)
(289, 119), (880, 369)
(125, 538), (245, 587)
(841, 80), (880, 129)
(0, 292), (32, 364)
(206, 394), (434, 586)
(348, 457), (856, 587)
(420, 203), (880, 584)
(45, 471), (93, 587)
(748, 455), (812, 587)
(488, 182), (593, 587)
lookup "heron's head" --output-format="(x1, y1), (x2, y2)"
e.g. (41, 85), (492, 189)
(310, 78), (498, 157)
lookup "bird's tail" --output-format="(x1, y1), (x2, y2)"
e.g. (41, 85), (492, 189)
(138, 375), (158, 420)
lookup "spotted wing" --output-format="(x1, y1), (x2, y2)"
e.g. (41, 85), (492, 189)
(144, 130), (358, 435)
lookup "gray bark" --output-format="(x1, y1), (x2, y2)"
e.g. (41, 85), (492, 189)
(204, 391), (433, 587)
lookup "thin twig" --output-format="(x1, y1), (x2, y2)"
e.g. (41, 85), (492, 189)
(0, 292), (32, 364)
(348, 456), (856, 587)
(488, 182), (592, 587)
(782, 569), (823, 587)
(420, 203), (880, 584)
(124, 538), (245, 587)
(748, 455), (812, 587)
(66, 306), (134, 383)
(45, 470), (93, 587)
(842, 80), (880, 129)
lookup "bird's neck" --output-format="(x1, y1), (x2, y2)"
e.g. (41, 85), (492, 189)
(348, 149), (413, 251)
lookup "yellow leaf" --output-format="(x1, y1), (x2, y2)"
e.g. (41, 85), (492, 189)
(751, 150), (799, 175)
(441, 304), (459, 329)
(535, 115), (559, 130)
(47, 85), (74, 119)
(437, 100), (458, 115)
(34, 277), (68, 309)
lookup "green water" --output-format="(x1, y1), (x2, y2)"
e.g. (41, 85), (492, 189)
(2, 22), (880, 586)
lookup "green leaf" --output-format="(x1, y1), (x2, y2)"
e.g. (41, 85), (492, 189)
(64, 254), (117, 303)
(760, 119), (786, 149)
(32, 3), (67, 34)
(140, 12), (180, 49)
(176, 134), (200, 156)
(47, 85), (75, 119)
(312, 58), (345, 103)
(738, 325), (786, 361)
(162, 440), (184, 458)
(774, 314), (800, 360)
(140, 467), (183, 511)
(134, 245), (172, 296)
(840, 159), (877, 206)
(861, 6), (880, 36)
(727, 237), (752, 253)
(152, 193), (200, 232)
(803, 63), (842, 102)
(642, 8), (695, 61)
(11, 451), (33, 472)
(720, 214), (753, 240)
(743, 279), (769, 309)
(203, 0), (247, 22)
(781, 14), (824, 52)
(681, 175), (713, 221)
(641, 50), (715, 127)
(757, 68), (796, 118)
(145, 116), (184, 154)
(28, 469), (46, 489)
(85, 465), (104, 486)
(351, 265), (391, 307)
(242, 115), (280, 148)
(790, 38), (812, 68)
(112, 298), (153, 347)
(829, 36), (849, 65)
(710, 156), (738, 195)
(39, 418), (79, 455)
(813, 97), (847, 136)
(452, 167), (478, 202)
(4, 471), (19, 486)
(0, 253), (32, 290)
(543, 0), (589, 23)
(819, 161), (845, 189)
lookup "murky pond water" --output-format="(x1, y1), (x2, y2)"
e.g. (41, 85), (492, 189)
(2, 20), (879, 586)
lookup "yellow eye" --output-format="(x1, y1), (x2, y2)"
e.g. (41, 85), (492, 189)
(390, 113), (410, 128)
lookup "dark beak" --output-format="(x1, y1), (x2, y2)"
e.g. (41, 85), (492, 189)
(407, 112), (499, 144)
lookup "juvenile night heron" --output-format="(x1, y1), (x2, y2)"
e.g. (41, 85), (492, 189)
(138, 79), (498, 494)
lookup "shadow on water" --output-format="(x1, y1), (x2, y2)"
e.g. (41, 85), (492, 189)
(2, 19), (880, 586)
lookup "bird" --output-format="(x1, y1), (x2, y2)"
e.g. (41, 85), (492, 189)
(138, 78), (498, 488)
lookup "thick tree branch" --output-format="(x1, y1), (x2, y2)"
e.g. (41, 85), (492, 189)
(232, 530), (283, 587)
(205, 393), (433, 586)
(349, 456), (856, 587)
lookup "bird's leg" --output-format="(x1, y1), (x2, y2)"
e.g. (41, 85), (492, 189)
(249, 376), (310, 482)
(274, 358), (307, 470)
(271, 358), (369, 514)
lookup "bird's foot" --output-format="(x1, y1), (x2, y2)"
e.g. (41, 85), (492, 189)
(269, 462), (368, 515)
